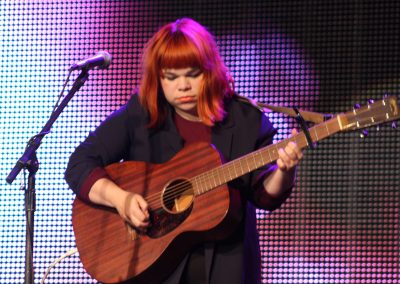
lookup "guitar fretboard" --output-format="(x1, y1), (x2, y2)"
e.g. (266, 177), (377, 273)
(192, 116), (343, 195)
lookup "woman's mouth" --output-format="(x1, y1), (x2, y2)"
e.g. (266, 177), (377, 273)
(176, 96), (196, 103)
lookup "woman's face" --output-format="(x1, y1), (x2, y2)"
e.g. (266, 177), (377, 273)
(160, 67), (204, 121)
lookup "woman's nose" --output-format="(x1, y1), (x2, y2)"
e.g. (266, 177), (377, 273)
(178, 77), (191, 91)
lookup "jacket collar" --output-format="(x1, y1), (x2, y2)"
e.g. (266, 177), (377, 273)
(162, 107), (184, 153)
(212, 99), (235, 160)
(160, 101), (236, 160)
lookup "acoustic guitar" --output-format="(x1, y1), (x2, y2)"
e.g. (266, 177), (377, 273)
(72, 96), (399, 283)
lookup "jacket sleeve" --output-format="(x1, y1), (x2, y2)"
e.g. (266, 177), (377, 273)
(64, 97), (135, 202)
(249, 112), (293, 211)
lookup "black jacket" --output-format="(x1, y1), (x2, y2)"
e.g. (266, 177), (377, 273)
(66, 94), (289, 283)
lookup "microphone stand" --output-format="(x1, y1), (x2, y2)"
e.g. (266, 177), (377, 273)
(6, 69), (89, 284)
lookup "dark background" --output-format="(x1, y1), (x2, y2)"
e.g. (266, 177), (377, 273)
(0, 1), (398, 283)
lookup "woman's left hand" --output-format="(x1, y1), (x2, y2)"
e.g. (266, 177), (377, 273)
(276, 129), (303, 172)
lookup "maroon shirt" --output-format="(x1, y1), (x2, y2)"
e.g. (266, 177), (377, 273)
(77, 113), (211, 203)
(174, 112), (211, 144)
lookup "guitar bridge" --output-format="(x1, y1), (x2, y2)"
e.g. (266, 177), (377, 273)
(125, 222), (139, 241)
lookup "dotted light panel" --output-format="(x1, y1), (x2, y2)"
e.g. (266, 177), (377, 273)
(0, 1), (399, 283)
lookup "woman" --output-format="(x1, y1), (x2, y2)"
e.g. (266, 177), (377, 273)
(65, 18), (303, 284)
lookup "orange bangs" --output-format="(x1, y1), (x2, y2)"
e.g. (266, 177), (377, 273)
(157, 34), (203, 72)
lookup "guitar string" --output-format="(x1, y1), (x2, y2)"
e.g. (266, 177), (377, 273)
(143, 130), (321, 208)
(142, 132), (313, 208)
(142, 156), (256, 208)
(137, 162), (221, 208)
(157, 103), (389, 207)
(144, 165), (230, 208)
(142, 142), (283, 208)
(126, 106), (386, 234)
(138, 103), (385, 209)
(150, 123), (338, 207)
(142, 134), (305, 208)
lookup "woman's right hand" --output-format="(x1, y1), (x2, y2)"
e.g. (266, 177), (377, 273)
(88, 178), (150, 233)
(114, 192), (150, 232)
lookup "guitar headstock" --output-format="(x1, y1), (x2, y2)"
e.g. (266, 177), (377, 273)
(338, 96), (399, 131)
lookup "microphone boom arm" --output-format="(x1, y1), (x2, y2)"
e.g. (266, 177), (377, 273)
(5, 69), (89, 284)
(6, 69), (89, 184)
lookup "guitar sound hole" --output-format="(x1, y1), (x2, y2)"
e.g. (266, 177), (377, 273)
(162, 178), (194, 214)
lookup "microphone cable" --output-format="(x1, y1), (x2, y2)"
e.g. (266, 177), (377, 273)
(40, 247), (78, 284)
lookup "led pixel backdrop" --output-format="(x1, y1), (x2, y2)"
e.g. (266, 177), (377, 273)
(0, 1), (399, 283)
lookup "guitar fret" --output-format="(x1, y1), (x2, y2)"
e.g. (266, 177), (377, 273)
(213, 170), (217, 187)
(194, 175), (203, 195)
(272, 145), (278, 160)
(193, 178), (199, 195)
(194, 112), (353, 197)
(267, 147), (272, 162)
(324, 122), (330, 135)
(217, 169), (221, 187)
(226, 163), (231, 181)
(259, 150), (265, 165)
(198, 177), (204, 195)
(255, 151), (261, 166)
(313, 127), (319, 141)
(209, 171), (213, 188)
(205, 172), (210, 190)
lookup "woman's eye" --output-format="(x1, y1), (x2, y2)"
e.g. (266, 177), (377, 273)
(165, 76), (177, 81)
(188, 71), (202, 78)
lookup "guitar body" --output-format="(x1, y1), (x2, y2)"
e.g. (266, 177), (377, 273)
(72, 143), (242, 283)
(72, 96), (399, 283)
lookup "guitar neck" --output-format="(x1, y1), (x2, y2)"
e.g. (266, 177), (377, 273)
(193, 115), (344, 195)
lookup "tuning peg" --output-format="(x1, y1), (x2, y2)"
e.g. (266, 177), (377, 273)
(360, 129), (368, 138)
(367, 99), (375, 104)
(392, 121), (398, 129)
(354, 103), (361, 109)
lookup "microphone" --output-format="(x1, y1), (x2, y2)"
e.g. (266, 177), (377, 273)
(69, 51), (112, 71)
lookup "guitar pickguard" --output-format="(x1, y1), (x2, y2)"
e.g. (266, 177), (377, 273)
(147, 205), (193, 238)
(146, 177), (194, 238)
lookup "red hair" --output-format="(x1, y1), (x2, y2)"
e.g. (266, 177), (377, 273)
(139, 18), (233, 128)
